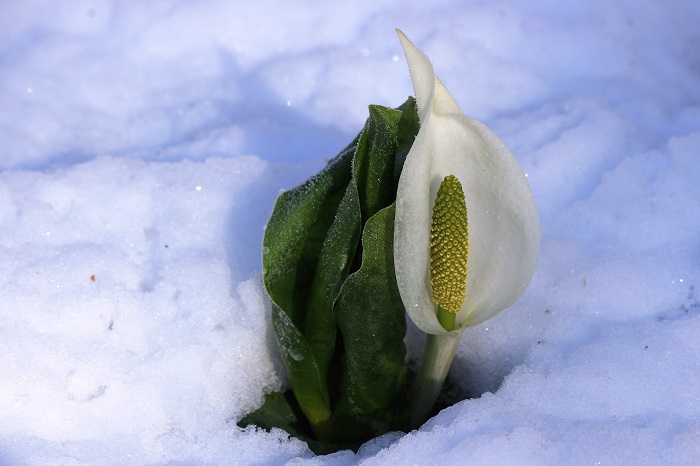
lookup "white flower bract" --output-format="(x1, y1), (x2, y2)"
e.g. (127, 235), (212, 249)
(394, 30), (541, 335)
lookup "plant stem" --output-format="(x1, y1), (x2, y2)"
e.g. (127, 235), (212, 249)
(408, 329), (463, 429)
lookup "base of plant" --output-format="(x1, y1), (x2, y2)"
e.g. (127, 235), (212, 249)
(238, 369), (473, 455)
(237, 390), (355, 455)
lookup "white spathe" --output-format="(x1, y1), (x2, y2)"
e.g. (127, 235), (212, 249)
(394, 30), (541, 335)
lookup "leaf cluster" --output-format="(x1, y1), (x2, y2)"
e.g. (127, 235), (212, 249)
(239, 97), (420, 453)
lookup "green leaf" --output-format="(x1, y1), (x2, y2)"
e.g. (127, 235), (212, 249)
(394, 96), (419, 186)
(237, 390), (346, 455)
(263, 141), (357, 433)
(353, 105), (403, 223)
(304, 180), (361, 399)
(237, 390), (309, 436)
(271, 305), (332, 428)
(263, 141), (356, 329)
(331, 204), (407, 443)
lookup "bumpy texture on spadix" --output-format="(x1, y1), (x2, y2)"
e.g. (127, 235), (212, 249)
(394, 30), (541, 335)
(430, 175), (468, 314)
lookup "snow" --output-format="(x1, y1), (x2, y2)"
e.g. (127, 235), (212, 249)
(1, 0), (699, 464)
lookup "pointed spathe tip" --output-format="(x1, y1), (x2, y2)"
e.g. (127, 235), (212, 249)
(395, 28), (407, 43)
(395, 30), (434, 119)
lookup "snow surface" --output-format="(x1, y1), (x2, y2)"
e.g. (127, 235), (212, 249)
(1, 0), (700, 464)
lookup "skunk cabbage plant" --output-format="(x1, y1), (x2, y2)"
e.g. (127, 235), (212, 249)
(239, 30), (540, 452)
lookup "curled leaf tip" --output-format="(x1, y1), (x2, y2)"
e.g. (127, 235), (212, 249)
(430, 174), (468, 314)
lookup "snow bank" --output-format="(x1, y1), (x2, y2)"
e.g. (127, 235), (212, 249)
(1, 0), (699, 464)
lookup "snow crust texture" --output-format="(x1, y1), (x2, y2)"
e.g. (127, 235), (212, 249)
(1, 0), (699, 464)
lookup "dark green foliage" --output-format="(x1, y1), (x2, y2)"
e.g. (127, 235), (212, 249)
(332, 204), (408, 442)
(242, 97), (420, 453)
